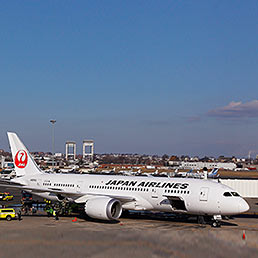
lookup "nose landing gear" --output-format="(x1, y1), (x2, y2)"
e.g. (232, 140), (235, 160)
(197, 215), (222, 227)
(211, 220), (221, 227)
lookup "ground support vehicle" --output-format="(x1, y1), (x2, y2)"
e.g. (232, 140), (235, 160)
(0, 208), (16, 221)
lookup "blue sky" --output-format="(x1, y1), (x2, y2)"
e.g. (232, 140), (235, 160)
(0, 1), (257, 157)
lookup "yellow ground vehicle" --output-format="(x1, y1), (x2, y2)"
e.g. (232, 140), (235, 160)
(0, 193), (14, 201)
(0, 208), (16, 221)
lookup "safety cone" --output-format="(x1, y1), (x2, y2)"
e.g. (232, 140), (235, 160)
(242, 230), (246, 240)
(72, 217), (77, 222)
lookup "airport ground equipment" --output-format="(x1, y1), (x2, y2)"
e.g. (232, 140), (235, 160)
(0, 208), (16, 221)
(44, 199), (72, 217)
(0, 192), (13, 201)
(21, 190), (32, 203)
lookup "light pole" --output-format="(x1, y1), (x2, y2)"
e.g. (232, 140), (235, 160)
(50, 120), (56, 168)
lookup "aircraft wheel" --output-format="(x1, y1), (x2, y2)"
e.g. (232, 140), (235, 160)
(211, 220), (221, 228)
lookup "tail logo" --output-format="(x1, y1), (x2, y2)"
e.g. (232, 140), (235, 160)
(15, 150), (28, 168)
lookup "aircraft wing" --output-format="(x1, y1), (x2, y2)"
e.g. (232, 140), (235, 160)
(0, 183), (82, 196)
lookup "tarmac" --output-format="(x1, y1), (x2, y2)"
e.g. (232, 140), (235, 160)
(0, 189), (258, 257)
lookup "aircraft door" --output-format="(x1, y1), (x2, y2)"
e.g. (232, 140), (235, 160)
(76, 181), (84, 193)
(199, 187), (209, 201)
(151, 188), (158, 198)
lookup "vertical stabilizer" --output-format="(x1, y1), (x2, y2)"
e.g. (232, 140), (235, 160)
(7, 132), (42, 177)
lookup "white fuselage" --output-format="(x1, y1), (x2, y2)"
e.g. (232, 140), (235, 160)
(13, 173), (249, 216)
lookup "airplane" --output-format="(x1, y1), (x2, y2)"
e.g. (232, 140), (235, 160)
(59, 165), (79, 173)
(208, 168), (219, 178)
(175, 168), (219, 179)
(2, 132), (249, 227)
(175, 169), (197, 178)
(193, 168), (220, 179)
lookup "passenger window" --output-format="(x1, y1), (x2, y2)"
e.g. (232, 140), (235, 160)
(223, 192), (232, 197)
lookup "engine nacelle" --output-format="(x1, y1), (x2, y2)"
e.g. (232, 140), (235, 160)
(85, 197), (122, 220)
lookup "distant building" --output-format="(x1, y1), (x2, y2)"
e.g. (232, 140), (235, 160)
(83, 140), (94, 161)
(179, 161), (236, 170)
(55, 153), (63, 158)
(65, 141), (76, 160)
(168, 156), (181, 167)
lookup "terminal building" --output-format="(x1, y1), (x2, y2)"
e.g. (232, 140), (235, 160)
(221, 179), (258, 198)
(179, 161), (237, 170)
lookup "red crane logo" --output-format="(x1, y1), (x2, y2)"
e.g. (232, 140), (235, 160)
(15, 150), (28, 168)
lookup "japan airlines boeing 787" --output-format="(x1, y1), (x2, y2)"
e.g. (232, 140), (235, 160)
(4, 132), (249, 227)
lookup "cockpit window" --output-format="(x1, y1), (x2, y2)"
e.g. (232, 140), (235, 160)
(231, 192), (240, 197)
(223, 192), (232, 197)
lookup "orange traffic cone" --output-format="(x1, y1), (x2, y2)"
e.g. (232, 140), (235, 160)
(242, 230), (246, 240)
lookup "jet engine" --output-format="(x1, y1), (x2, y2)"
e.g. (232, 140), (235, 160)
(84, 196), (122, 220)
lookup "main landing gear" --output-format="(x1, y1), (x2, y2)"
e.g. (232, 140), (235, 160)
(197, 215), (222, 227)
(197, 215), (206, 225)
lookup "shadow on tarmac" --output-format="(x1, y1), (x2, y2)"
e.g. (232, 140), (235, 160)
(234, 213), (258, 219)
(120, 211), (238, 227)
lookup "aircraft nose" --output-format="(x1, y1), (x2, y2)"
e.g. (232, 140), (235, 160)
(239, 199), (249, 213)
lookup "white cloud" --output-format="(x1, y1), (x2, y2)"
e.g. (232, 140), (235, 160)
(208, 100), (258, 118)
